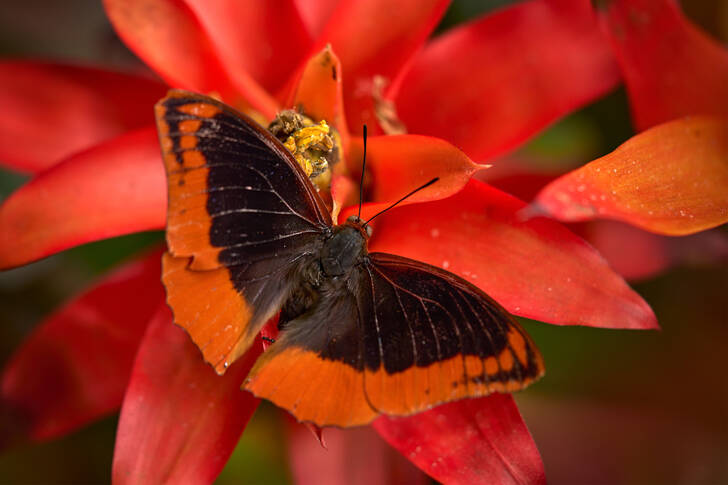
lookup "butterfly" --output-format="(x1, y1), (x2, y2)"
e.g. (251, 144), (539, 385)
(155, 90), (544, 427)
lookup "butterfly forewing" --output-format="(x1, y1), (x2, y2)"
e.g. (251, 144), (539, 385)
(157, 91), (330, 373)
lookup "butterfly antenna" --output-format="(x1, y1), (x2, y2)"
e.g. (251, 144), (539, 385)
(363, 177), (439, 226)
(357, 125), (367, 220)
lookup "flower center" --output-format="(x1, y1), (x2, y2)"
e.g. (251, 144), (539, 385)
(268, 110), (341, 196)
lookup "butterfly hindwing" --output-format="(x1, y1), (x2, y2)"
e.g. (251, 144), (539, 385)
(157, 90), (331, 373)
(245, 256), (376, 426)
(246, 252), (544, 426)
(359, 253), (544, 416)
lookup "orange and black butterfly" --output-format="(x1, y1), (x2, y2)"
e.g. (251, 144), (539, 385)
(156, 90), (544, 427)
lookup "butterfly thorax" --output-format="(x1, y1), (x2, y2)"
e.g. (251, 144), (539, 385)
(320, 223), (369, 277)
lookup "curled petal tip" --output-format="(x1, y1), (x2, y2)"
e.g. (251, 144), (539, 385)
(304, 422), (327, 450)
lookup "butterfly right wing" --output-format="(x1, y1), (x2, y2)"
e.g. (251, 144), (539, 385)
(246, 251), (544, 426)
(355, 253), (544, 417)
(157, 91), (331, 374)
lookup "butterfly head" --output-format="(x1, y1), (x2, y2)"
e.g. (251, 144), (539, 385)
(345, 215), (373, 238)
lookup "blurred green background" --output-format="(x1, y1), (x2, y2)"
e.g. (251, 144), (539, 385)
(0, 0), (727, 483)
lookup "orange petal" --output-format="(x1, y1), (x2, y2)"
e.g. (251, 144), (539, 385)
(599, 0), (728, 130)
(0, 127), (165, 269)
(290, 47), (349, 143)
(533, 117), (728, 235)
(348, 134), (487, 205)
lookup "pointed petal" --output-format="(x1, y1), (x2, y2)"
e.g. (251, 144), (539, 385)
(182, 0), (311, 96)
(112, 305), (260, 484)
(287, 420), (428, 485)
(0, 61), (166, 173)
(1, 251), (163, 444)
(373, 395), (546, 485)
(291, 47), (349, 140)
(349, 134), (486, 205)
(0, 127), (165, 269)
(395, 0), (619, 160)
(315, 0), (451, 130)
(103, 0), (278, 117)
(533, 117), (728, 235)
(351, 180), (657, 329)
(599, 0), (728, 130)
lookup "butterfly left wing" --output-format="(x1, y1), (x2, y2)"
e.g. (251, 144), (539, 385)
(246, 252), (544, 426)
(156, 90), (332, 374)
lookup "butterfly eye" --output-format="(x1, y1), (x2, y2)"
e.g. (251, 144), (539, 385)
(346, 215), (361, 224)
(365, 225), (373, 237)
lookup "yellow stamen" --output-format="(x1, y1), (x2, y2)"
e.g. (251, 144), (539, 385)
(283, 120), (333, 177)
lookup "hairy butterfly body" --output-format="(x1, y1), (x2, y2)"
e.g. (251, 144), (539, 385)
(156, 90), (544, 427)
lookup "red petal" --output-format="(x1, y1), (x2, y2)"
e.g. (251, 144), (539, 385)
(315, 0), (451, 131)
(348, 134), (487, 205)
(394, 0), (619, 161)
(1, 251), (163, 443)
(599, 0), (728, 130)
(103, 0), (278, 117)
(373, 395), (545, 485)
(577, 221), (669, 281)
(294, 0), (339, 37)
(0, 61), (166, 173)
(112, 305), (260, 484)
(183, 0), (311, 96)
(484, 173), (559, 204)
(533, 117), (728, 235)
(0, 127), (165, 269)
(580, 220), (728, 281)
(287, 419), (428, 485)
(331, 174), (359, 218)
(354, 179), (657, 329)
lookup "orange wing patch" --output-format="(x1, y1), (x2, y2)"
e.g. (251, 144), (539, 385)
(162, 253), (258, 374)
(176, 102), (222, 118)
(246, 347), (377, 427)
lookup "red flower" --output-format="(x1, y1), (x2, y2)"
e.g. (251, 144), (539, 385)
(2, 0), (724, 482)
